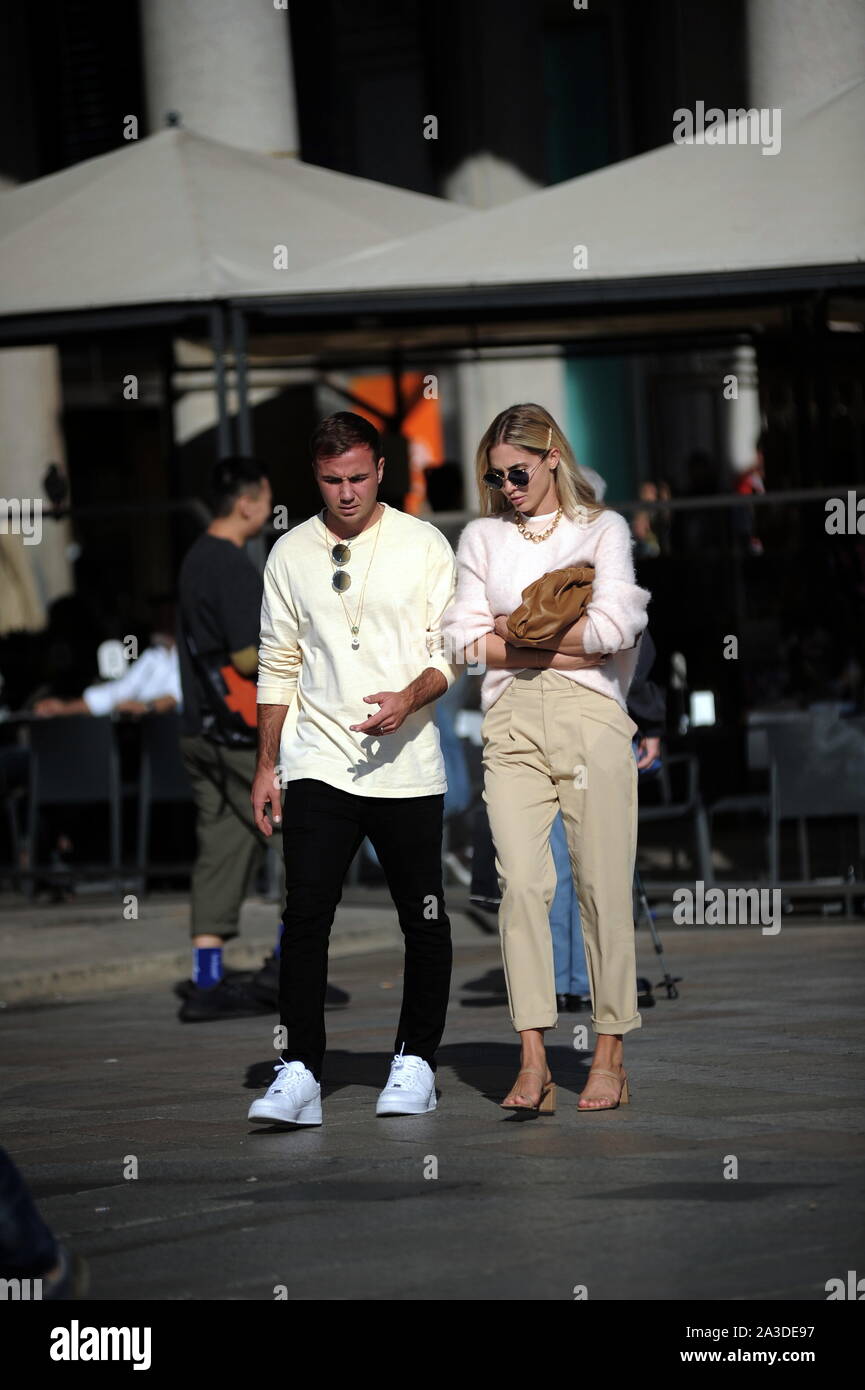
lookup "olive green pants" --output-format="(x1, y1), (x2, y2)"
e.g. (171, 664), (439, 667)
(481, 669), (641, 1036)
(181, 735), (282, 941)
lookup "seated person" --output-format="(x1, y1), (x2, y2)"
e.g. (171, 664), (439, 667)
(33, 629), (181, 718)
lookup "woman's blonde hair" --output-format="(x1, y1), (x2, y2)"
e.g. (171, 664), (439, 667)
(474, 402), (605, 522)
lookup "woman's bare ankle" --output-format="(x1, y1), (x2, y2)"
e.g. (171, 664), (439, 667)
(592, 1033), (624, 1069)
(519, 1027), (548, 1075)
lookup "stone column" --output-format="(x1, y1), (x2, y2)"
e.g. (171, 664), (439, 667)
(723, 345), (762, 478)
(140, 0), (298, 152)
(438, 1), (568, 504)
(746, 0), (865, 109)
(0, 341), (73, 632)
(141, 0), (301, 474)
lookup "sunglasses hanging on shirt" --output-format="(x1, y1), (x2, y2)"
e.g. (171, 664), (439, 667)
(330, 541), (351, 589)
(322, 505), (385, 648)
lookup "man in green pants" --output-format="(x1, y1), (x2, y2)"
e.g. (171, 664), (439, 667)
(176, 457), (280, 1022)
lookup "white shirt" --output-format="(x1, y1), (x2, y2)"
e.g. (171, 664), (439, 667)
(442, 506), (651, 712)
(83, 643), (182, 716)
(257, 502), (457, 797)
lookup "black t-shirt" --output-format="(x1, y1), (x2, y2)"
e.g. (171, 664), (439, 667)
(177, 533), (263, 737)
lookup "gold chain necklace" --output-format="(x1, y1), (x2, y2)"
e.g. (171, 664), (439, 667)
(515, 504), (563, 543)
(322, 504), (384, 649)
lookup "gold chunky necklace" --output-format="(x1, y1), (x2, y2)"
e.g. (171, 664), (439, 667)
(322, 504), (384, 649)
(515, 504), (563, 543)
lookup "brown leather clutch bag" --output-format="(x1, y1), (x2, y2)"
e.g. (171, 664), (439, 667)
(505, 566), (595, 647)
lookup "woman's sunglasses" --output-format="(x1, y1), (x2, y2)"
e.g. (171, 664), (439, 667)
(482, 455), (548, 491)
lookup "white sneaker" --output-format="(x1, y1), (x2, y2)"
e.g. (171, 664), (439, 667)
(247, 1059), (322, 1126)
(375, 1047), (437, 1116)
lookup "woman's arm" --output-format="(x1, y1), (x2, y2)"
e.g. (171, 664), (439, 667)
(580, 516), (651, 654)
(463, 631), (607, 671)
(443, 521), (609, 671)
(440, 522), (497, 668)
(492, 612), (591, 656)
(524, 613), (639, 657)
(489, 516), (650, 659)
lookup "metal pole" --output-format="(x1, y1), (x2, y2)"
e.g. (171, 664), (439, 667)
(160, 332), (178, 499)
(210, 304), (232, 458)
(231, 307), (253, 456)
(390, 349), (404, 428)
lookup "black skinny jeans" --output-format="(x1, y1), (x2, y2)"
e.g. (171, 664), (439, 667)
(279, 778), (452, 1079)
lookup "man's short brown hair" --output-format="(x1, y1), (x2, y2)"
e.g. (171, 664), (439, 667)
(310, 412), (380, 467)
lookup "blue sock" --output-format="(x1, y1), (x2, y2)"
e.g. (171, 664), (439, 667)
(274, 921), (285, 960)
(193, 946), (223, 990)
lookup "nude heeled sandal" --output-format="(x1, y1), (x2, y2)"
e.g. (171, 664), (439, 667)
(500, 1067), (557, 1114)
(577, 1067), (630, 1111)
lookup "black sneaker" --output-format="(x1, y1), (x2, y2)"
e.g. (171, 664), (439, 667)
(465, 900), (500, 935)
(637, 977), (656, 1008)
(251, 954), (350, 1009)
(325, 982), (350, 1007)
(250, 952), (280, 1006)
(173, 968), (254, 1001)
(178, 976), (274, 1022)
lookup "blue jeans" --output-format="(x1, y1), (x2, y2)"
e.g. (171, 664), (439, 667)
(550, 740), (642, 995)
(366, 671), (471, 869)
(434, 670), (472, 820)
(549, 810), (590, 995)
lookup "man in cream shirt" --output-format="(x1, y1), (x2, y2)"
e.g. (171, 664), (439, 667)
(247, 412), (457, 1126)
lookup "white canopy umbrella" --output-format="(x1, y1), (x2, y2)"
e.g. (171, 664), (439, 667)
(0, 127), (469, 317)
(264, 78), (864, 300)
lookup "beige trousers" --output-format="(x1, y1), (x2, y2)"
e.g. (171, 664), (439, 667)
(481, 669), (641, 1036)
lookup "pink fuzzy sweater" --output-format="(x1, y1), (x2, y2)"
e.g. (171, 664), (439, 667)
(441, 506), (651, 713)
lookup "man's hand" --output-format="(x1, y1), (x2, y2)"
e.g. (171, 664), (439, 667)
(115, 699), (149, 716)
(150, 695), (177, 714)
(33, 697), (89, 717)
(33, 698), (66, 717)
(251, 764), (283, 836)
(635, 736), (661, 771)
(350, 691), (412, 736)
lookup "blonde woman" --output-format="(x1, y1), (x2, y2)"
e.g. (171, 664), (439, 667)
(442, 404), (650, 1112)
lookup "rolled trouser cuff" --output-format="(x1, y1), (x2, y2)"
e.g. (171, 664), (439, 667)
(512, 1013), (557, 1032)
(592, 1012), (642, 1035)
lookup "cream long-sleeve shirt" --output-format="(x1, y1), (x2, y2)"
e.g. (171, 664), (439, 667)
(257, 502), (457, 797)
(441, 506), (651, 713)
